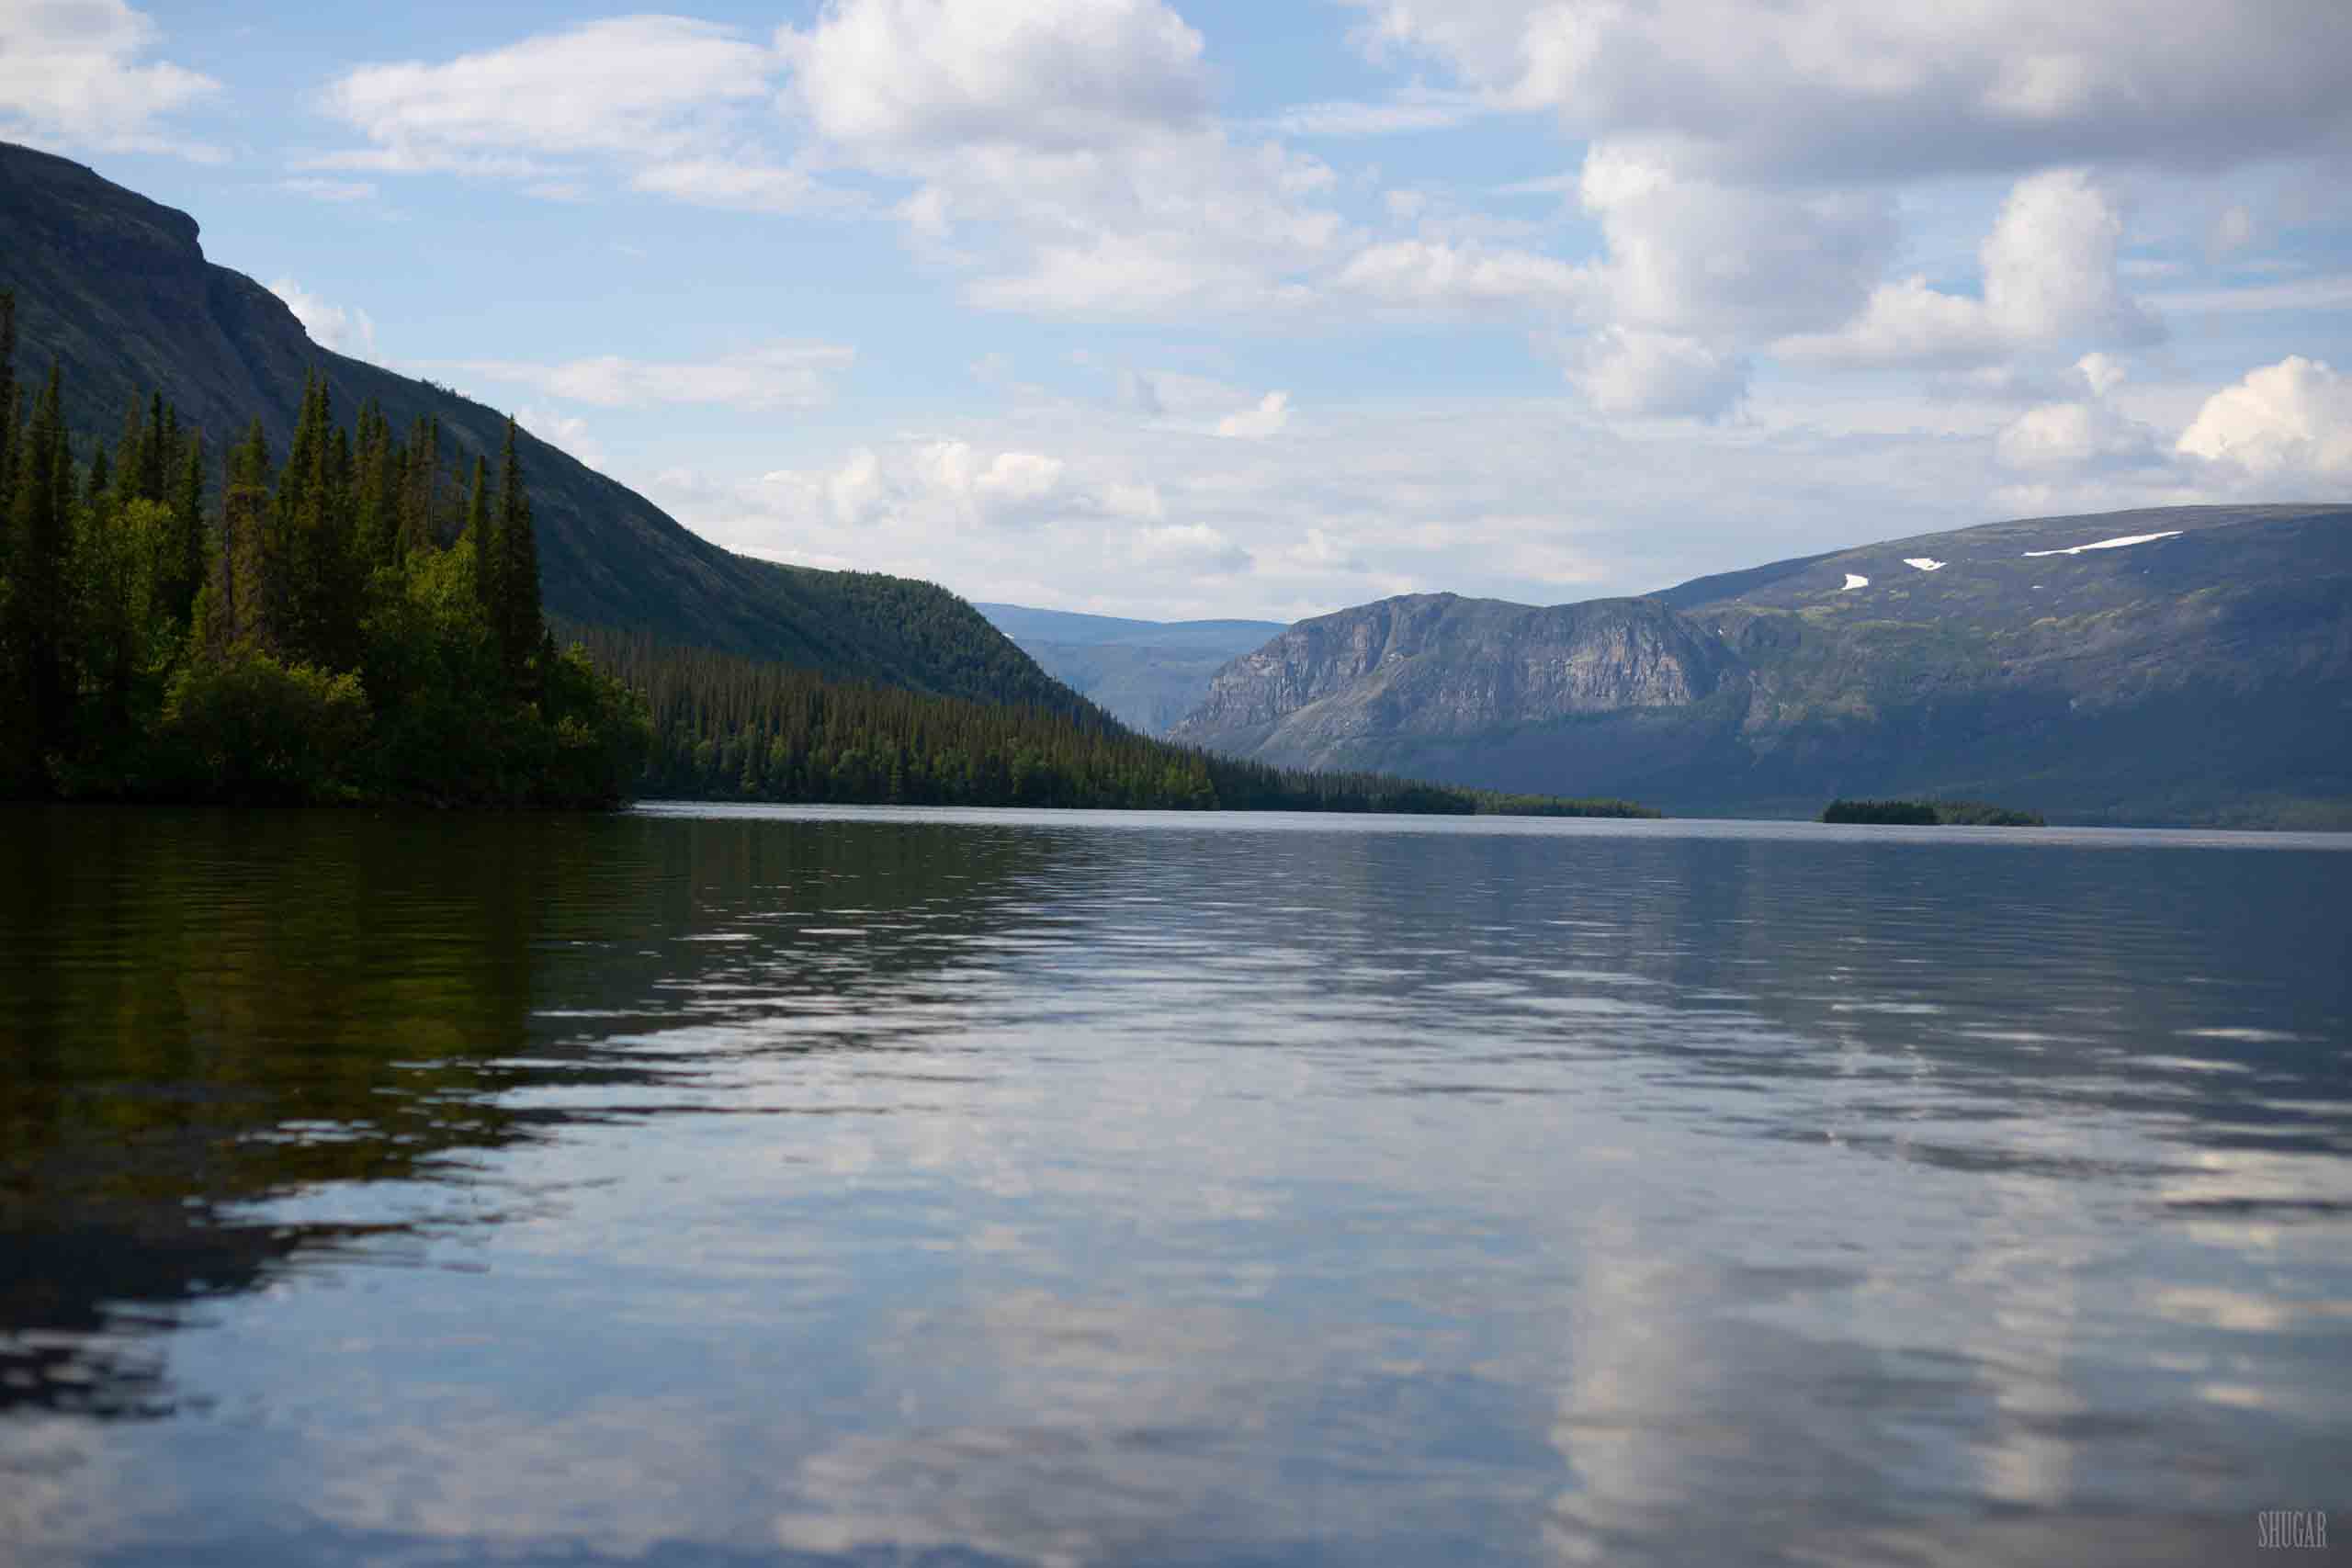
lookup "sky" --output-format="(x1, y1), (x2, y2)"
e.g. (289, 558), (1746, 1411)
(4, 0), (2349, 622)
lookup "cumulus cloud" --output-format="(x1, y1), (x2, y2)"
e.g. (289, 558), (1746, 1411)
(780, 0), (1211, 152)
(1572, 329), (1748, 421)
(1780, 169), (2158, 369)
(1996, 400), (2162, 471)
(1577, 149), (1894, 342)
(915, 441), (1068, 515)
(440, 343), (855, 412)
(0, 0), (220, 159)
(1347, 0), (2352, 181)
(268, 278), (379, 361)
(2176, 356), (2352, 482)
(1216, 392), (1293, 440)
(777, 0), (1347, 316)
(321, 17), (774, 164)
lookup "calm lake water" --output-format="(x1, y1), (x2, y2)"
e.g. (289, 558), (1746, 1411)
(2, 804), (2347, 1566)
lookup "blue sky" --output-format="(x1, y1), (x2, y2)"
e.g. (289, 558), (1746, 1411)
(5, 0), (2349, 620)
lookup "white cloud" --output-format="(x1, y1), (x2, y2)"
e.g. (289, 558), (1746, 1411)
(777, 0), (1348, 318)
(0, 0), (219, 159)
(322, 17), (775, 168)
(1995, 399), (2161, 471)
(2075, 352), (2127, 399)
(640, 398), (2077, 621)
(781, 0), (1211, 152)
(1132, 522), (1250, 572)
(2176, 356), (2352, 481)
(915, 441), (1067, 513)
(628, 158), (832, 215)
(268, 277), (379, 361)
(1335, 239), (1588, 311)
(1577, 149), (1895, 342)
(1780, 169), (2157, 368)
(443, 343), (856, 412)
(1216, 392), (1292, 440)
(514, 404), (609, 470)
(1572, 329), (1748, 421)
(1347, 0), (2352, 180)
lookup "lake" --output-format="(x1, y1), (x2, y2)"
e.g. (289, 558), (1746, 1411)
(2, 804), (2346, 1566)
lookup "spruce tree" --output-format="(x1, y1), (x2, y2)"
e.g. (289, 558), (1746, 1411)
(139, 391), (169, 503)
(467, 452), (496, 630)
(9, 365), (73, 771)
(163, 431), (205, 630)
(0, 290), (16, 518)
(199, 419), (274, 657)
(495, 416), (542, 684)
(399, 417), (441, 559)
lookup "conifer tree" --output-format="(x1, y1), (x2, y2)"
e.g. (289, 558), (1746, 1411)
(467, 452), (496, 627)
(353, 400), (398, 568)
(494, 416), (542, 684)
(140, 391), (169, 503)
(398, 416), (441, 559)
(198, 419), (274, 657)
(162, 431), (205, 631)
(9, 365), (73, 769)
(0, 290), (17, 518)
(112, 397), (143, 502)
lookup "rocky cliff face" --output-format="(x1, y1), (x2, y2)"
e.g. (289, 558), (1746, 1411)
(1172, 505), (2352, 826)
(1174, 594), (1738, 761)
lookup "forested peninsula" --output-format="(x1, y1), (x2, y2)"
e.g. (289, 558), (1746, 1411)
(577, 626), (1657, 815)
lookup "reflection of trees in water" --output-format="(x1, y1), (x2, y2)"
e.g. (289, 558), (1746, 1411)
(0, 807), (1061, 1418)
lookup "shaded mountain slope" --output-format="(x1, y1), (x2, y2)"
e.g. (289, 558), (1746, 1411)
(1171, 505), (2352, 826)
(0, 141), (1082, 717)
(976, 603), (1286, 733)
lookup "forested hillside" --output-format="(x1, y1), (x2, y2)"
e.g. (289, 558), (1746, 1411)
(0, 296), (648, 804)
(0, 140), (1080, 716)
(570, 626), (1657, 816)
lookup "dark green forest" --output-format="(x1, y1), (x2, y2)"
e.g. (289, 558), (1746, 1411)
(572, 625), (1658, 816)
(1820, 798), (2044, 827)
(0, 291), (649, 807)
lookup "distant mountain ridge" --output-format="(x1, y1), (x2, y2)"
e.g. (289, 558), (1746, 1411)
(977, 602), (1285, 734)
(0, 141), (1084, 717)
(1171, 505), (2352, 827)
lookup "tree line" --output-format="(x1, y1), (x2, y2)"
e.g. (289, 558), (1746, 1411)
(570, 624), (1658, 816)
(0, 289), (648, 806)
(1820, 798), (2043, 826)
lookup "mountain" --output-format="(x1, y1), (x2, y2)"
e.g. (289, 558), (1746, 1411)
(0, 141), (1082, 717)
(1170, 504), (2352, 827)
(976, 602), (1286, 734)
